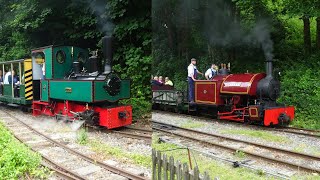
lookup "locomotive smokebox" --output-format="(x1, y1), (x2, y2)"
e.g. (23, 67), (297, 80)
(102, 36), (113, 74)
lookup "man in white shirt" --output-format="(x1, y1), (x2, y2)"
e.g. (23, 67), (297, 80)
(205, 64), (217, 80)
(4, 70), (11, 84)
(187, 58), (203, 103)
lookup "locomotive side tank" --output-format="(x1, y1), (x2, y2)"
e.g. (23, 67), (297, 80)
(220, 73), (266, 96)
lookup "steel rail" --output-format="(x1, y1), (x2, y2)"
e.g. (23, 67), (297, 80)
(3, 111), (148, 180)
(153, 120), (320, 161)
(286, 127), (320, 133)
(9, 126), (85, 180)
(153, 110), (319, 138)
(274, 127), (320, 138)
(112, 130), (152, 141)
(152, 123), (320, 173)
(125, 126), (153, 133)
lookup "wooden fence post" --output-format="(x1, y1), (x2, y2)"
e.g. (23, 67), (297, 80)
(152, 149), (211, 180)
(157, 151), (162, 180)
(152, 149), (157, 180)
(163, 154), (168, 180)
(169, 156), (175, 180)
(193, 166), (199, 180)
(177, 160), (182, 180)
(183, 163), (190, 180)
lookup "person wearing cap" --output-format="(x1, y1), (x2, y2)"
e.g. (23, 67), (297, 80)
(187, 58), (203, 103)
(205, 64), (218, 80)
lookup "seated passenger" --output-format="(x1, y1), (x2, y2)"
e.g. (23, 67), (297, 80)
(4, 70), (11, 84)
(205, 64), (217, 80)
(152, 76), (163, 86)
(8, 70), (20, 97)
(159, 76), (164, 84)
(164, 77), (173, 86)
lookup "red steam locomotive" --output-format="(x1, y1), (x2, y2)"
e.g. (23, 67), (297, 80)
(152, 59), (295, 126)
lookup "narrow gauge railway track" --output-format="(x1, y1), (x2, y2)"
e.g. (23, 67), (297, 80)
(0, 110), (148, 180)
(112, 128), (152, 142)
(276, 127), (320, 138)
(152, 120), (320, 174)
(153, 110), (320, 138)
(87, 126), (152, 142)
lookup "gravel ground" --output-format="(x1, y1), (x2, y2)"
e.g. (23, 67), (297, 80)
(1, 108), (151, 179)
(152, 111), (320, 178)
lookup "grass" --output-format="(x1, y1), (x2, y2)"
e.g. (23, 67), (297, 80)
(234, 150), (246, 159)
(0, 122), (50, 179)
(180, 120), (205, 129)
(87, 139), (151, 167)
(152, 135), (268, 180)
(76, 128), (88, 145)
(220, 129), (291, 143)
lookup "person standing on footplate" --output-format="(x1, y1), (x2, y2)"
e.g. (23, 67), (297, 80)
(187, 58), (203, 103)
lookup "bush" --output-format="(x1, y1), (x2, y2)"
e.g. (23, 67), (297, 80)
(278, 61), (320, 130)
(120, 97), (151, 120)
(0, 123), (47, 179)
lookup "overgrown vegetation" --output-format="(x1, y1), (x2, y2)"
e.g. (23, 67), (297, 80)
(220, 129), (290, 143)
(0, 123), (48, 179)
(0, 0), (151, 119)
(153, 0), (320, 129)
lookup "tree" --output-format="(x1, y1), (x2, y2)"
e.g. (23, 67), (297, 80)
(284, 0), (320, 53)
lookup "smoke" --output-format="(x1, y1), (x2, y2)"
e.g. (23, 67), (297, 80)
(87, 0), (114, 36)
(198, 0), (274, 60)
(250, 21), (274, 61)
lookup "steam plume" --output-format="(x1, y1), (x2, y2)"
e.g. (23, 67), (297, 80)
(87, 0), (114, 36)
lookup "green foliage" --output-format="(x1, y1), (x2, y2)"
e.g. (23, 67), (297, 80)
(278, 59), (320, 130)
(77, 128), (88, 145)
(0, 123), (48, 179)
(121, 97), (151, 119)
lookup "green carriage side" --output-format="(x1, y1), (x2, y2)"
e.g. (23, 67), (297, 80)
(0, 59), (33, 105)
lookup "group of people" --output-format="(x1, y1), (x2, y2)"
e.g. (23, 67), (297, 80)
(0, 69), (21, 97)
(187, 58), (230, 103)
(152, 75), (173, 86)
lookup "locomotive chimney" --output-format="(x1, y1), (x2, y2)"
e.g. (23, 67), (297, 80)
(266, 58), (273, 77)
(102, 36), (113, 74)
